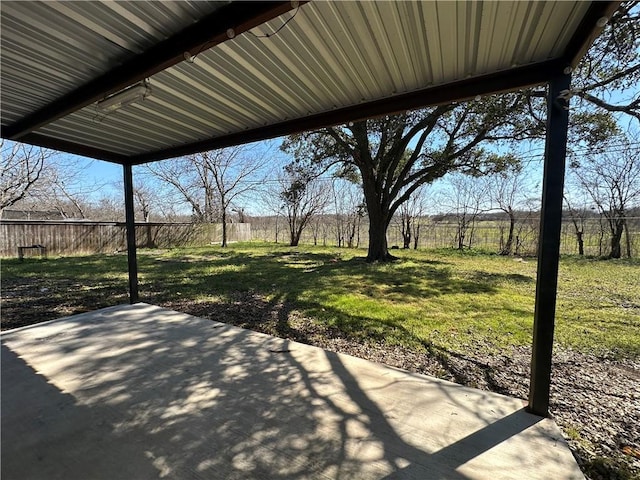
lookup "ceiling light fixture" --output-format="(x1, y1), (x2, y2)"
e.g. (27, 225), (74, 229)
(96, 82), (151, 113)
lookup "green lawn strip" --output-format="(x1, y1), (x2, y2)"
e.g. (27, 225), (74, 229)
(2, 244), (638, 359)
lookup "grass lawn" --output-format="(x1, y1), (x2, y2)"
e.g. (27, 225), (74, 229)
(3, 243), (640, 478)
(2, 242), (639, 359)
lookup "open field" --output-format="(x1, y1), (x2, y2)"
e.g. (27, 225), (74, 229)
(2, 243), (639, 478)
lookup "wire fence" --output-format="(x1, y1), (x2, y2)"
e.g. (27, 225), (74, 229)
(2, 217), (636, 258)
(251, 216), (640, 257)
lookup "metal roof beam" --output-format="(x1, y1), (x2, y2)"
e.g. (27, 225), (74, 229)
(2, 1), (297, 141)
(123, 164), (139, 304)
(562, 1), (621, 69)
(130, 59), (564, 164)
(18, 133), (130, 164)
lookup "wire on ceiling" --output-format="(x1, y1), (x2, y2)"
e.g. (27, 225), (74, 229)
(248, 6), (299, 39)
(184, 5), (300, 64)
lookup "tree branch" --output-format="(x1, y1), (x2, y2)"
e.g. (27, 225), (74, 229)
(577, 91), (640, 122)
(582, 63), (640, 92)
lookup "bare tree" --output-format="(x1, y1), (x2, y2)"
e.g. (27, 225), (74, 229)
(309, 216), (322, 245)
(487, 161), (534, 255)
(1, 141), (48, 210)
(145, 156), (219, 223)
(42, 158), (104, 219)
(330, 179), (345, 248)
(330, 178), (366, 248)
(132, 181), (153, 222)
(397, 185), (429, 249)
(442, 174), (489, 250)
(205, 148), (267, 247)
(570, 134), (640, 258)
(398, 202), (413, 249)
(563, 193), (591, 256)
(146, 146), (268, 246)
(2, 145), (106, 219)
(278, 165), (329, 247)
(232, 207), (247, 223)
(88, 194), (123, 221)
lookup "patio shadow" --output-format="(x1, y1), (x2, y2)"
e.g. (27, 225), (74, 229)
(1, 305), (582, 479)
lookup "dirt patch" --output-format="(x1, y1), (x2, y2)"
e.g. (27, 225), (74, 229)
(1, 276), (128, 330)
(2, 286), (638, 479)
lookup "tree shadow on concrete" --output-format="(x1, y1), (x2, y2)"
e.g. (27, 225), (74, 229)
(1, 306), (571, 479)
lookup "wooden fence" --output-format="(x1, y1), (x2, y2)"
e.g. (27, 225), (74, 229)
(0, 220), (251, 257)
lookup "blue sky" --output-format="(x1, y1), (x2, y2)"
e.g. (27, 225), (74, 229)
(89, 160), (123, 194)
(58, 138), (286, 202)
(16, 107), (637, 216)
(62, 110), (636, 200)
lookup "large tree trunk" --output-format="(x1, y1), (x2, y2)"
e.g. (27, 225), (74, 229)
(500, 213), (515, 255)
(570, 218), (585, 256)
(146, 224), (154, 248)
(609, 220), (624, 258)
(290, 232), (300, 246)
(361, 171), (395, 262)
(624, 219), (632, 258)
(287, 216), (297, 246)
(457, 225), (466, 250)
(367, 222), (393, 261)
(576, 230), (584, 256)
(402, 215), (411, 249)
(290, 221), (302, 246)
(366, 206), (395, 261)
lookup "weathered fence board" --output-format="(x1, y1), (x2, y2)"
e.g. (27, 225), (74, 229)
(0, 221), (250, 257)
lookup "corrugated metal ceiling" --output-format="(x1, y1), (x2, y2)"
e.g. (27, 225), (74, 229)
(0, 1), (611, 162)
(0, 1), (227, 124)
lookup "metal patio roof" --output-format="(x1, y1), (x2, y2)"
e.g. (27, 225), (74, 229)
(0, 0), (624, 421)
(0, 1), (617, 165)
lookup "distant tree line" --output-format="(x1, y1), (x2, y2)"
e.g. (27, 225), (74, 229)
(3, 133), (638, 259)
(3, 2), (639, 259)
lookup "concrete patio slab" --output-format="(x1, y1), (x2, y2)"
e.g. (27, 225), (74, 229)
(1, 303), (584, 479)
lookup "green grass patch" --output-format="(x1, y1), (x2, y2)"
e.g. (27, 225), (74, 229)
(2, 243), (638, 358)
(555, 255), (640, 358)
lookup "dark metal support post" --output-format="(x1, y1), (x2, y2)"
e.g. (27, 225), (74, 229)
(123, 164), (139, 304)
(528, 73), (571, 417)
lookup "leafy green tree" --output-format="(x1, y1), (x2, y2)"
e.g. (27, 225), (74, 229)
(571, 1), (640, 121)
(283, 98), (534, 261)
(283, 2), (636, 262)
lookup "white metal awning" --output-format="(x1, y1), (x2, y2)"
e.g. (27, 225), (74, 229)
(1, 1), (617, 164)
